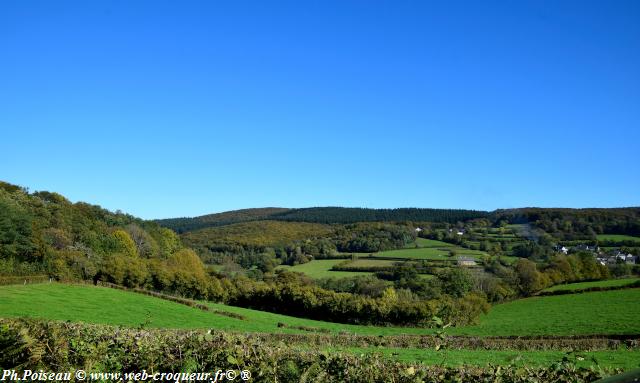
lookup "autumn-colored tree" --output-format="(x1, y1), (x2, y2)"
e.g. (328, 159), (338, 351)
(112, 229), (138, 257)
(156, 227), (181, 257)
(514, 258), (545, 296)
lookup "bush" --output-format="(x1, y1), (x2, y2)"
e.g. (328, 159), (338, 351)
(0, 318), (618, 383)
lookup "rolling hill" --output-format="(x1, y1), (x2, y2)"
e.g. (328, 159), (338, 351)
(156, 207), (490, 233)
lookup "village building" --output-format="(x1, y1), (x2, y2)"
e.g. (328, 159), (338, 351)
(457, 256), (477, 267)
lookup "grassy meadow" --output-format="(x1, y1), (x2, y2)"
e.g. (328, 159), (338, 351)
(277, 259), (373, 279)
(412, 238), (455, 247)
(333, 347), (640, 369)
(369, 241), (488, 261)
(270, 238), (495, 281)
(596, 234), (640, 243)
(371, 247), (452, 260)
(342, 259), (400, 267)
(450, 288), (640, 337)
(2, 283), (640, 371)
(2, 283), (640, 337)
(542, 278), (640, 292)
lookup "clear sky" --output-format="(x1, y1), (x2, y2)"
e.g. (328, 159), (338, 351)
(1, 1), (639, 219)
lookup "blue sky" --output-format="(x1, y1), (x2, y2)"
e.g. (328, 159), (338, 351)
(1, 0), (639, 219)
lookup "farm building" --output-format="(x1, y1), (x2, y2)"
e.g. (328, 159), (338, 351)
(457, 256), (477, 267)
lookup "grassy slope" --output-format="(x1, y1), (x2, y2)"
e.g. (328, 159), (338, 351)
(451, 289), (640, 337)
(373, 247), (451, 260)
(2, 284), (640, 338)
(372, 247), (487, 260)
(277, 260), (373, 279)
(542, 278), (640, 292)
(379, 238), (489, 260)
(2, 284), (638, 370)
(332, 347), (640, 369)
(0, 283), (350, 334)
(274, 237), (489, 280)
(345, 259), (399, 267)
(278, 238), (472, 279)
(414, 238), (455, 247)
(0, 283), (235, 329)
(596, 234), (640, 243)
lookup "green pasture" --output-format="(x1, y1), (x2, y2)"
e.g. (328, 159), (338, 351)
(597, 234), (640, 243)
(371, 247), (487, 260)
(277, 260), (372, 279)
(0, 283), (235, 330)
(2, 283), (639, 372)
(334, 347), (640, 370)
(0, 283), (363, 334)
(451, 288), (640, 337)
(372, 247), (451, 260)
(342, 259), (400, 268)
(542, 278), (640, 292)
(1, 283), (639, 338)
(413, 238), (455, 248)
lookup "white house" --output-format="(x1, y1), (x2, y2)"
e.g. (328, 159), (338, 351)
(554, 245), (569, 254)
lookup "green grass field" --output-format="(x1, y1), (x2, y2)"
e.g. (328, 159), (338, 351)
(0, 283), (360, 334)
(276, 240), (489, 279)
(0, 283), (237, 330)
(413, 238), (455, 248)
(597, 234), (640, 243)
(450, 288), (640, 337)
(372, 247), (486, 260)
(331, 347), (640, 369)
(372, 247), (452, 260)
(2, 284), (639, 371)
(342, 259), (400, 268)
(542, 278), (640, 292)
(2, 283), (640, 338)
(497, 255), (519, 264)
(277, 259), (373, 279)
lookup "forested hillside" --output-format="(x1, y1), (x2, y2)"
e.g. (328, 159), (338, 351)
(182, 220), (418, 267)
(269, 207), (490, 224)
(0, 181), (210, 296)
(157, 207), (490, 233)
(156, 207), (291, 233)
(493, 208), (640, 239)
(159, 206), (640, 240)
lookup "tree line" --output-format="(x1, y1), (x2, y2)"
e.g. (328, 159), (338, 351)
(493, 207), (640, 239)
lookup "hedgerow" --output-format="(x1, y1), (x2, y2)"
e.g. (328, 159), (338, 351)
(0, 319), (617, 383)
(248, 333), (640, 351)
(536, 282), (640, 296)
